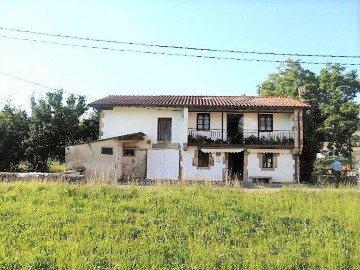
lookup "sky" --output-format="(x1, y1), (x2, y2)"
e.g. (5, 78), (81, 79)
(0, 0), (359, 113)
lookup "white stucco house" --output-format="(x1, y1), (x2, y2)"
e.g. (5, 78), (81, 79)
(65, 95), (309, 184)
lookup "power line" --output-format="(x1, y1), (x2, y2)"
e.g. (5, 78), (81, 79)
(1, 34), (360, 66)
(0, 71), (58, 90)
(0, 71), (95, 101)
(1, 26), (359, 59)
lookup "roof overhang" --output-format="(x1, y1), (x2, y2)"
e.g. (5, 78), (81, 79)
(201, 148), (245, 153)
(98, 132), (146, 142)
(247, 149), (292, 154)
(89, 95), (311, 110)
(66, 132), (146, 147)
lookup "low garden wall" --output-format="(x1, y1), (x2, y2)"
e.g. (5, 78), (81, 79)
(0, 172), (84, 183)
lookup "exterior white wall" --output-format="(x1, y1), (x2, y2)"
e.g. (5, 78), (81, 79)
(101, 107), (186, 143)
(65, 139), (122, 180)
(188, 112), (223, 130)
(188, 112), (294, 141)
(102, 109), (294, 145)
(188, 112), (225, 140)
(93, 108), (298, 182)
(247, 151), (294, 183)
(243, 113), (257, 131)
(243, 112), (293, 131)
(181, 147), (225, 181)
(273, 113), (294, 131)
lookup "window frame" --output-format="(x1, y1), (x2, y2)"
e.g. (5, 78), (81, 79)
(197, 113), (210, 131)
(101, 147), (113, 155)
(262, 153), (273, 168)
(157, 118), (172, 142)
(123, 148), (135, 157)
(258, 114), (273, 132)
(198, 149), (210, 168)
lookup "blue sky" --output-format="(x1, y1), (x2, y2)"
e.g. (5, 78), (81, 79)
(0, 0), (359, 112)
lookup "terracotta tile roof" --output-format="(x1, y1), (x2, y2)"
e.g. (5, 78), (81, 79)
(111, 132), (146, 141)
(90, 95), (310, 109)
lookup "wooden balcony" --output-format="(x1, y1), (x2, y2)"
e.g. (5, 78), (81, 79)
(188, 129), (295, 146)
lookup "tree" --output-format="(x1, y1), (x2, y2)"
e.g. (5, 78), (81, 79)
(77, 110), (100, 143)
(26, 90), (92, 172)
(317, 64), (360, 156)
(0, 104), (29, 171)
(257, 60), (360, 182)
(257, 60), (321, 182)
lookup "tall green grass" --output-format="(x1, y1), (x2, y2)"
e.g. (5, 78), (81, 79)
(0, 182), (360, 269)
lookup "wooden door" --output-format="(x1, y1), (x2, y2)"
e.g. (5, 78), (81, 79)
(157, 118), (172, 142)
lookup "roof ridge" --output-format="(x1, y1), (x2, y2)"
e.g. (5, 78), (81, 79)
(104, 94), (299, 98)
(90, 95), (310, 109)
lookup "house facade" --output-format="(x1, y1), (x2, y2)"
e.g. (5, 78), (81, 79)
(65, 95), (309, 184)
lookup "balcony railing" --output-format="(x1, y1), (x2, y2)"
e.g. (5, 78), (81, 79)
(188, 129), (224, 143)
(188, 129), (295, 145)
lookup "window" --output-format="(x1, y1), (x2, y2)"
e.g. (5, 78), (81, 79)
(158, 118), (172, 142)
(197, 113), (210, 131)
(101, 147), (113, 155)
(262, 153), (273, 168)
(198, 149), (209, 167)
(123, 148), (135, 157)
(259, 114), (273, 131)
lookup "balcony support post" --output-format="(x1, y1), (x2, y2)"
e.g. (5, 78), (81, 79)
(221, 111), (224, 142)
(257, 112), (260, 141)
(183, 107), (189, 144)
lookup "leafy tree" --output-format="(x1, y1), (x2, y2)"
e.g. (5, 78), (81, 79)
(26, 94), (55, 172)
(317, 64), (360, 155)
(0, 104), (29, 171)
(257, 60), (360, 182)
(78, 110), (100, 142)
(26, 90), (94, 172)
(258, 60), (320, 182)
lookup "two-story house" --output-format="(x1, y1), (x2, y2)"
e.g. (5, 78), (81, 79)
(65, 95), (309, 184)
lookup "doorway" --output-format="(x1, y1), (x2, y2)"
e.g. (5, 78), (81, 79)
(228, 152), (244, 181)
(227, 114), (244, 144)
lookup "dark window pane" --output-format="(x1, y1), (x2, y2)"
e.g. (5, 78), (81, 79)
(197, 113), (210, 131)
(260, 117), (265, 130)
(101, 147), (113, 155)
(262, 153), (273, 168)
(198, 150), (209, 167)
(123, 149), (135, 156)
(259, 114), (273, 131)
(266, 117), (272, 130)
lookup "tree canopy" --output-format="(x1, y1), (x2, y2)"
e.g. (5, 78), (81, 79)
(0, 90), (98, 172)
(258, 59), (360, 182)
(26, 90), (98, 172)
(0, 104), (29, 171)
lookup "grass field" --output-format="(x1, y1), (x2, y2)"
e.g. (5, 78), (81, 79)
(1, 182), (360, 269)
